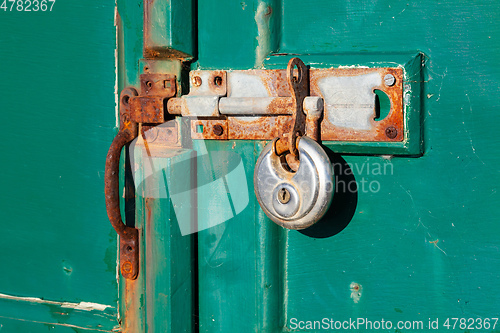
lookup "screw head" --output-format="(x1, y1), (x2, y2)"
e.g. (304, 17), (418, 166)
(122, 261), (133, 273)
(385, 126), (398, 139)
(192, 76), (202, 87)
(384, 74), (396, 86)
(121, 95), (130, 107)
(213, 76), (223, 87)
(213, 125), (224, 136)
(277, 187), (291, 204)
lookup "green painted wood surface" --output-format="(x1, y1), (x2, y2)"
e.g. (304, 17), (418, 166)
(143, 0), (195, 59)
(195, 1), (500, 331)
(196, 141), (285, 332)
(0, 317), (113, 333)
(123, 0), (500, 332)
(140, 148), (195, 333)
(0, 1), (119, 331)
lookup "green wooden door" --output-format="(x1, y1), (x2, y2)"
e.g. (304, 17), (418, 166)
(0, 1), (120, 332)
(119, 0), (500, 332)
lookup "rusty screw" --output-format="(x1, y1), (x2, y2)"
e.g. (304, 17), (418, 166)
(385, 126), (398, 139)
(384, 74), (396, 86)
(213, 76), (223, 87)
(277, 188), (291, 204)
(122, 261), (133, 274)
(121, 95), (130, 106)
(192, 76), (202, 87)
(213, 124), (224, 136)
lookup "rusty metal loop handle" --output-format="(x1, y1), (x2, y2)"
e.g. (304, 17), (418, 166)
(104, 87), (139, 280)
(105, 130), (135, 235)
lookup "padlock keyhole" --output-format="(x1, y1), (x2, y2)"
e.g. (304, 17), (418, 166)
(277, 188), (291, 204)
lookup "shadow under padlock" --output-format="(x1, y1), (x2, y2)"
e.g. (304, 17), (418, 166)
(129, 120), (249, 236)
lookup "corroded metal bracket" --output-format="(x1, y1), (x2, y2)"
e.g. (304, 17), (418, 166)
(129, 73), (177, 123)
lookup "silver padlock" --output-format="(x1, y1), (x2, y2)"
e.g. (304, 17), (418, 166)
(254, 136), (334, 230)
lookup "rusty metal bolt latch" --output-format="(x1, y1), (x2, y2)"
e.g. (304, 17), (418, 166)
(109, 56), (406, 260)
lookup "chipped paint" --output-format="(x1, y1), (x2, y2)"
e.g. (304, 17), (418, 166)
(350, 282), (362, 303)
(338, 65), (371, 69)
(114, 4), (120, 129)
(255, 2), (272, 68)
(0, 317), (117, 332)
(143, 0), (194, 60)
(0, 293), (113, 312)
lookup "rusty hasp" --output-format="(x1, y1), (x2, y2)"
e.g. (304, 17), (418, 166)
(164, 60), (404, 143)
(140, 73), (176, 96)
(284, 57), (309, 156)
(129, 74), (177, 124)
(105, 87), (140, 280)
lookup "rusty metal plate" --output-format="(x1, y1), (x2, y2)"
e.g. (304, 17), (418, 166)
(129, 96), (165, 123)
(189, 70), (227, 97)
(226, 69), (290, 97)
(140, 73), (176, 97)
(191, 119), (228, 140)
(310, 67), (404, 142)
(189, 116), (292, 141)
(227, 116), (292, 140)
(128, 74), (176, 123)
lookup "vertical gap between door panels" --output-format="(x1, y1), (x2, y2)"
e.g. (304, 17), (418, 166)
(192, 149), (200, 333)
(193, 0), (200, 331)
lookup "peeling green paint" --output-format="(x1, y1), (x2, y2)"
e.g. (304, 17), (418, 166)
(255, 2), (272, 68)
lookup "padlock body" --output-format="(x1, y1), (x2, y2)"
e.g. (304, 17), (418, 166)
(254, 137), (334, 230)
